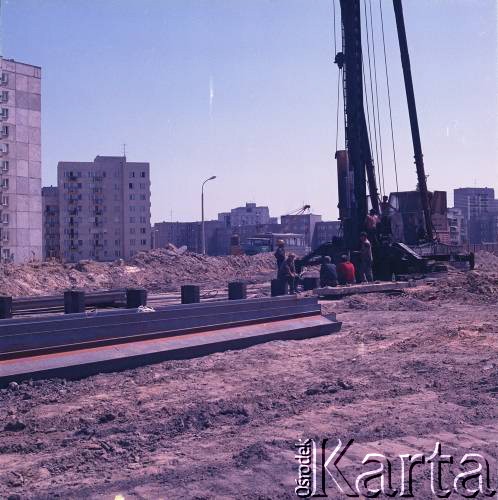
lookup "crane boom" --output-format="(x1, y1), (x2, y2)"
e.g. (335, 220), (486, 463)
(392, 0), (434, 240)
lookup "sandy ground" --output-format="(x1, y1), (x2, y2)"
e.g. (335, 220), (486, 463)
(2, 255), (498, 499)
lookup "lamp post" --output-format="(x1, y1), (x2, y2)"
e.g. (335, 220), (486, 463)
(201, 175), (216, 255)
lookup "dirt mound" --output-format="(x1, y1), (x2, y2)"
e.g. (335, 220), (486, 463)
(410, 252), (498, 304)
(0, 248), (276, 297)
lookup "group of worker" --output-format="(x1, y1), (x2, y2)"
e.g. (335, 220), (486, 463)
(273, 239), (366, 293)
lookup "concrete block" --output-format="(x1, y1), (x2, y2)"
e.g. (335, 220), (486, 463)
(64, 290), (85, 314)
(126, 288), (147, 308)
(271, 279), (288, 297)
(228, 282), (247, 300)
(303, 277), (320, 291)
(181, 285), (200, 304)
(0, 296), (13, 319)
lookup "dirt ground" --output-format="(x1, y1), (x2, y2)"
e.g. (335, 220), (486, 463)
(2, 254), (498, 499)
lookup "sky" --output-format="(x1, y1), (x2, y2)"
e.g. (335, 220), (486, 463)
(2, 0), (497, 223)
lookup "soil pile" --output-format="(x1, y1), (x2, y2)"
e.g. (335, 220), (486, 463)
(412, 251), (498, 304)
(0, 247), (276, 297)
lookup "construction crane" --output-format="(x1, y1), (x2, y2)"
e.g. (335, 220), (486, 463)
(286, 205), (311, 216)
(296, 0), (473, 276)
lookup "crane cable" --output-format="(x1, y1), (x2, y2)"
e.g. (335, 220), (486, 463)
(367, 0), (386, 197)
(362, 0), (383, 198)
(379, 0), (400, 194)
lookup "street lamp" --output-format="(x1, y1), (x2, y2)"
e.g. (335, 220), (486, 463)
(201, 175), (217, 255)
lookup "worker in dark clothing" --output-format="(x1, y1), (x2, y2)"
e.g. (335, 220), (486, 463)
(359, 232), (374, 283)
(278, 253), (298, 294)
(274, 239), (285, 276)
(379, 195), (394, 237)
(337, 254), (356, 285)
(320, 256), (338, 287)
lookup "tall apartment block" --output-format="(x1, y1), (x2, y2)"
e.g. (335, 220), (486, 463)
(0, 58), (42, 262)
(57, 156), (151, 262)
(42, 186), (60, 259)
(454, 188), (496, 220)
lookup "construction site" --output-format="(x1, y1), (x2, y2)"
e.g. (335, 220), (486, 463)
(0, 0), (496, 498)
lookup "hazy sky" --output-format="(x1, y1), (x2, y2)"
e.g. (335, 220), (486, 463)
(2, 0), (497, 222)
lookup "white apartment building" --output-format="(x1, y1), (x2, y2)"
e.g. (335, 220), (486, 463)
(58, 156), (151, 262)
(0, 57), (42, 262)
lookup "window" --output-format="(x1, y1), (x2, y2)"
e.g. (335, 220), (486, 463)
(139, 194), (146, 200)
(0, 108), (8, 120)
(130, 239), (136, 246)
(129, 217), (135, 223)
(1, 160), (8, 171)
(129, 171), (135, 178)
(2, 213), (9, 224)
(0, 143), (8, 154)
(139, 216), (147, 223)
(140, 171), (146, 178)
(0, 73), (8, 85)
(129, 194), (135, 200)
(129, 206), (136, 212)
(139, 183), (146, 189)
(129, 183), (133, 189)
(140, 227), (146, 234)
(140, 239), (147, 246)
(1, 178), (8, 189)
(130, 228), (135, 234)
(1, 91), (8, 102)
(115, 250), (121, 257)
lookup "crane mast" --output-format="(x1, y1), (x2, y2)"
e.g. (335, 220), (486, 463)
(337, 0), (380, 250)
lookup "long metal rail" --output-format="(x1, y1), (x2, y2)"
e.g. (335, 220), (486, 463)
(0, 295), (341, 386)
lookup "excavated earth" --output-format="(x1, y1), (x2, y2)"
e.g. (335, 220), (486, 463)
(2, 253), (498, 498)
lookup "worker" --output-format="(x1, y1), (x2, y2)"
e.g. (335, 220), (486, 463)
(337, 254), (356, 285)
(365, 209), (380, 244)
(379, 196), (394, 237)
(278, 253), (298, 294)
(359, 232), (374, 283)
(274, 239), (285, 275)
(319, 256), (337, 287)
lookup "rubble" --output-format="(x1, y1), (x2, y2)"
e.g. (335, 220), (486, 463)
(0, 248), (276, 297)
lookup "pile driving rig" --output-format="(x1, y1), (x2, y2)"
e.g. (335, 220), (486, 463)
(296, 0), (473, 277)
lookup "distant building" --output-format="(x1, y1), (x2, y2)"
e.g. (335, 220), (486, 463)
(42, 186), (60, 259)
(153, 220), (223, 255)
(454, 188), (496, 220)
(468, 214), (498, 244)
(217, 212), (231, 227)
(0, 58), (43, 262)
(312, 221), (341, 249)
(228, 203), (271, 227)
(57, 156), (151, 262)
(447, 207), (467, 245)
(280, 213), (322, 248)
